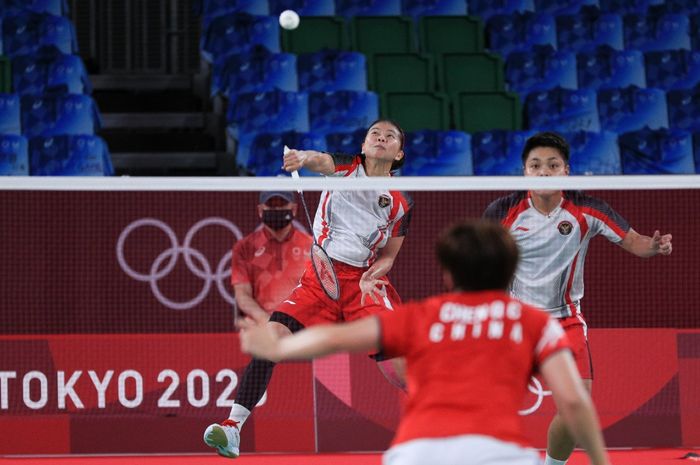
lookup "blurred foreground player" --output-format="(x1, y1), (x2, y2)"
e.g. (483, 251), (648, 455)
(238, 220), (611, 465)
(484, 131), (672, 465)
(204, 120), (413, 458)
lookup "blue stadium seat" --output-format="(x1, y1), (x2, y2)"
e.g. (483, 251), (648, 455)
(566, 130), (622, 175)
(597, 86), (668, 134)
(667, 87), (700, 132)
(201, 13), (279, 63)
(0, 133), (28, 174)
(228, 90), (309, 168)
(298, 50), (366, 92)
(470, 0), (534, 21)
(199, 0), (268, 29)
(486, 11), (556, 56)
(577, 46), (646, 90)
(402, 0), (467, 18)
(525, 87), (600, 133)
(401, 130), (472, 175)
(619, 128), (695, 174)
(624, 13), (690, 52)
(270, 0), (336, 16)
(29, 134), (112, 175)
(2, 11), (77, 57)
(556, 7), (624, 53)
(325, 128), (366, 153)
(505, 45), (577, 95)
(471, 129), (537, 175)
(0, 93), (21, 135)
(248, 131), (327, 176)
(534, 0), (597, 16)
(336, 0), (401, 16)
(645, 50), (700, 90)
(21, 94), (101, 138)
(214, 47), (297, 98)
(649, 0), (700, 16)
(599, 0), (654, 15)
(12, 47), (90, 95)
(309, 90), (378, 134)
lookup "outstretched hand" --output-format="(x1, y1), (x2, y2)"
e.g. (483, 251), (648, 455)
(236, 307), (281, 361)
(282, 148), (307, 172)
(651, 230), (672, 256)
(360, 270), (388, 306)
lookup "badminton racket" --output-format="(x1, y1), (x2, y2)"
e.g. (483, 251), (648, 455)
(285, 146), (340, 301)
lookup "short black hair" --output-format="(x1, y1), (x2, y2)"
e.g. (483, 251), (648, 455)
(366, 119), (406, 170)
(521, 131), (570, 164)
(436, 220), (519, 292)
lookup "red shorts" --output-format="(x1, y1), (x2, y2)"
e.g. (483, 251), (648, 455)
(558, 314), (593, 380)
(275, 260), (401, 328)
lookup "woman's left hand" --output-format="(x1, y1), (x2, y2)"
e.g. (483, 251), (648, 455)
(360, 270), (388, 306)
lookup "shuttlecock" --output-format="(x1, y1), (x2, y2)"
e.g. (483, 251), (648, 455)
(279, 10), (300, 30)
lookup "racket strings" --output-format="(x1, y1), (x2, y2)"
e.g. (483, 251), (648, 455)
(311, 244), (340, 301)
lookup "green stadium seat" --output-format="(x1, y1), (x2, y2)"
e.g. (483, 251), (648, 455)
(438, 52), (505, 95)
(381, 92), (450, 131)
(281, 17), (349, 54)
(0, 56), (10, 93)
(419, 16), (484, 55)
(453, 92), (522, 133)
(351, 16), (416, 55)
(368, 53), (435, 93)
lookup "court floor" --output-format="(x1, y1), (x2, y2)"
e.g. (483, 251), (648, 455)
(2, 449), (698, 465)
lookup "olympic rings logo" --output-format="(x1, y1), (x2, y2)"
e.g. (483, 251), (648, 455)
(519, 376), (552, 416)
(116, 218), (243, 310)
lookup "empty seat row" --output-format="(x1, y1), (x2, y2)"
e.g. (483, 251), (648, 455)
(0, 0), (69, 17)
(0, 133), (113, 176)
(507, 46), (700, 94)
(525, 85), (700, 134)
(241, 128), (700, 176)
(0, 93), (101, 137)
(11, 46), (91, 95)
(1, 10), (77, 57)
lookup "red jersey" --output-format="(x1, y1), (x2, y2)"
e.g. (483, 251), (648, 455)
(231, 225), (312, 312)
(379, 290), (570, 447)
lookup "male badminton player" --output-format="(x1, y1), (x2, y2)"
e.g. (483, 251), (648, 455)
(238, 220), (611, 465)
(203, 119), (414, 458)
(483, 131), (672, 465)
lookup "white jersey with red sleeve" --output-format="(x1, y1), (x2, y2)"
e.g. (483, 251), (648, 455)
(313, 153), (413, 268)
(483, 190), (630, 318)
(378, 290), (570, 447)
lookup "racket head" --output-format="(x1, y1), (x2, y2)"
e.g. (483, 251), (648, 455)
(310, 243), (340, 301)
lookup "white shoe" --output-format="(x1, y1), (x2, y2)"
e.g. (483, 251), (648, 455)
(203, 419), (240, 458)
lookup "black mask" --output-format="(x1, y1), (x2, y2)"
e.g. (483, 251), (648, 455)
(262, 209), (293, 231)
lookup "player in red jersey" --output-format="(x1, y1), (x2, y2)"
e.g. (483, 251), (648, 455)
(238, 220), (611, 465)
(203, 120), (413, 458)
(483, 131), (672, 465)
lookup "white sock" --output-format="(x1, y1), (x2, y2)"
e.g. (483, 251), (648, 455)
(543, 453), (568, 465)
(228, 403), (251, 429)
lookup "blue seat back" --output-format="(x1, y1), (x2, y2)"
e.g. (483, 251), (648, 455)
(619, 128), (695, 174)
(506, 45), (577, 95)
(402, 130), (472, 175)
(29, 134), (110, 175)
(645, 50), (700, 90)
(336, 0), (401, 16)
(624, 13), (690, 52)
(566, 130), (622, 175)
(470, 0), (534, 21)
(0, 93), (21, 134)
(472, 129), (536, 175)
(577, 46), (646, 90)
(309, 90), (378, 134)
(667, 87), (700, 132)
(325, 129), (366, 154)
(270, 0), (335, 16)
(402, 0), (467, 18)
(598, 86), (668, 134)
(534, 0), (596, 15)
(200, 0), (268, 30)
(248, 131), (327, 176)
(0, 133), (28, 174)
(298, 51), (366, 92)
(218, 50), (297, 98)
(526, 87), (599, 133)
(487, 11), (556, 56)
(556, 8), (623, 52)
(201, 13), (279, 63)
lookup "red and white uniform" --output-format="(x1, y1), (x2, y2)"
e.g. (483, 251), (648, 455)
(483, 190), (630, 378)
(275, 153), (413, 331)
(232, 225), (312, 313)
(379, 290), (570, 450)
(314, 154), (413, 268)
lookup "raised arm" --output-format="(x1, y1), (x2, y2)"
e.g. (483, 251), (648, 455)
(283, 149), (335, 175)
(620, 228), (672, 258)
(239, 315), (381, 362)
(541, 351), (610, 465)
